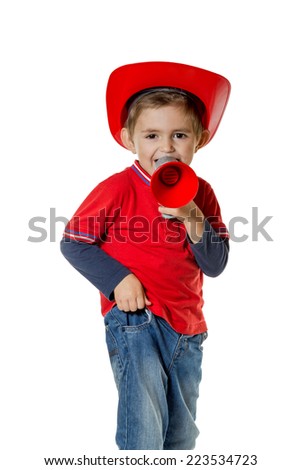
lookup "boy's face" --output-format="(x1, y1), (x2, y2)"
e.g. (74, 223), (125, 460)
(121, 105), (204, 176)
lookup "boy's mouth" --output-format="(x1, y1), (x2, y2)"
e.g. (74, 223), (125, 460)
(154, 157), (180, 163)
(153, 156), (181, 171)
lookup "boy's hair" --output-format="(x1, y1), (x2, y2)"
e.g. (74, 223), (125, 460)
(124, 88), (205, 139)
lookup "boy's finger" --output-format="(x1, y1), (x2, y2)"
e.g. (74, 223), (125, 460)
(129, 298), (140, 312)
(136, 296), (146, 310)
(118, 300), (129, 312)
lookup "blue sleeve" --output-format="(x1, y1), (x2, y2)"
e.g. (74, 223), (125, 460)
(60, 238), (132, 300)
(189, 219), (229, 277)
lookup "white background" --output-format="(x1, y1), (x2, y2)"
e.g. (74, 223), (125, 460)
(1, 1), (300, 468)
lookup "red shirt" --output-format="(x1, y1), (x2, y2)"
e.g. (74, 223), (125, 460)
(64, 161), (228, 335)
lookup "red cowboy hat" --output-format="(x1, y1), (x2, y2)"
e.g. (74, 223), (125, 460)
(106, 61), (231, 148)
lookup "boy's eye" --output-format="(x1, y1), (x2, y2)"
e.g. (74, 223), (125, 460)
(146, 134), (157, 139)
(174, 133), (187, 139)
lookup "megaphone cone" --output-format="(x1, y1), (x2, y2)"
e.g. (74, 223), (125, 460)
(151, 157), (199, 207)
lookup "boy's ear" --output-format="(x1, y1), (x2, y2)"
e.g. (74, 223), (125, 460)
(195, 129), (210, 152)
(121, 128), (136, 153)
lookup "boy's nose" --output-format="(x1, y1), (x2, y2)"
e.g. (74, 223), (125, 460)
(160, 138), (175, 153)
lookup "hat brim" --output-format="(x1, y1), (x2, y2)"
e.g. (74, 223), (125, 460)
(106, 61), (231, 148)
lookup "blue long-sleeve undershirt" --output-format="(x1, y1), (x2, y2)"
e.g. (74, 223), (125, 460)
(189, 219), (229, 277)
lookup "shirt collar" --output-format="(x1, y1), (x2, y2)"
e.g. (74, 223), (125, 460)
(131, 160), (151, 186)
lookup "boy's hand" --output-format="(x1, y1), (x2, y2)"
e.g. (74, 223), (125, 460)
(114, 274), (152, 312)
(158, 201), (205, 244)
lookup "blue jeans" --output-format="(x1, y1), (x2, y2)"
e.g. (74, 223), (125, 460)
(104, 306), (207, 450)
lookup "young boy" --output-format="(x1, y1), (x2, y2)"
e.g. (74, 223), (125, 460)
(60, 61), (231, 450)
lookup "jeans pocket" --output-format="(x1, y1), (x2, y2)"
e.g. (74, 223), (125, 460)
(111, 306), (152, 332)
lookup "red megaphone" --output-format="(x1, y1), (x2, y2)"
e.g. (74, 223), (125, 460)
(151, 157), (199, 208)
